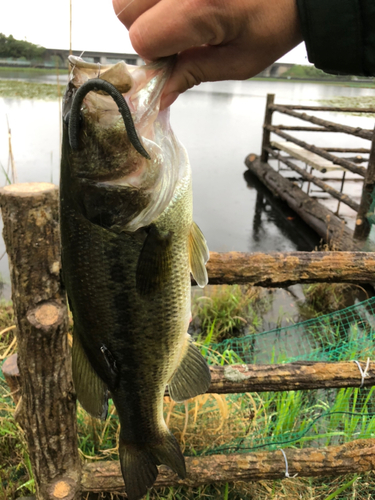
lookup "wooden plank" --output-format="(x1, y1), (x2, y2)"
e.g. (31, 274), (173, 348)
(271, 141), (343, 172)
(267, 147), (360, 212)
(267, 126), (367, 177)
(81, 439), (375, 493)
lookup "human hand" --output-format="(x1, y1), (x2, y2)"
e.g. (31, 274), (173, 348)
(113, 0), (303, 109)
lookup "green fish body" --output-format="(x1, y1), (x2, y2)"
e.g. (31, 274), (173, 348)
(60, 57), (210, 500)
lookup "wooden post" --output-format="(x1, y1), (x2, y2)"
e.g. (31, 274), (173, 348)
(354, 126), (375, 241)
(260, 94), (275, 162)
(0, 183), (81, 500)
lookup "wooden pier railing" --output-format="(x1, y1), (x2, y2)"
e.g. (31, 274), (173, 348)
(254, 94), (375, 245)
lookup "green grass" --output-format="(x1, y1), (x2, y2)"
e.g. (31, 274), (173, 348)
(3, 295), (375, 498)
(192, 285), (271, 343)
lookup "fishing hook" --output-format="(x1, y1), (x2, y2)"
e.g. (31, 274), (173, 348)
(68, 78), (151, 160)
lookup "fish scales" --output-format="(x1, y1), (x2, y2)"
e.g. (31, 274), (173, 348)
(60, 56), (211, 500)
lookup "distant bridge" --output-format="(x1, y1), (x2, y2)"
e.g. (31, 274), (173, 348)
(8, 48), (295, 76)
(45, 48), (143, 67)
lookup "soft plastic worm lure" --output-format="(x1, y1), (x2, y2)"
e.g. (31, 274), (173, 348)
(68, 78), (151, 160)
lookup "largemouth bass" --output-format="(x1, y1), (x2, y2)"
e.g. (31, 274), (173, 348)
(60, 56), (211, 500)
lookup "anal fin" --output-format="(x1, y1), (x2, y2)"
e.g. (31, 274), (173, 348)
(168, 337), (211, 402)
(189, 222), (209, 287)
(72, 332), (108, 420)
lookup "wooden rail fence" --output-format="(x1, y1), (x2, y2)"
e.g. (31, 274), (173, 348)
(1, 174), (375, 496)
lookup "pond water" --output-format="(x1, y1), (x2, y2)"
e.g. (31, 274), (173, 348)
(0, 72), (374, 314)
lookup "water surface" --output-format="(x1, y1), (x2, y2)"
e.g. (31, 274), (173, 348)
(0, 74), (374, 304)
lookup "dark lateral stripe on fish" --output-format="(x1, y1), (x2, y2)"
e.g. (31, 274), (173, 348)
(68, 78), (151, 160)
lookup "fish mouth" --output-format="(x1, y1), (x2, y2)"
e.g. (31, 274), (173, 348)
(67, 78), (151, 160)
(64, 56), (188, 232)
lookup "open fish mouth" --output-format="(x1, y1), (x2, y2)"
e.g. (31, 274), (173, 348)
(64, 56), (187, 232)
(67, 77), (151, 159)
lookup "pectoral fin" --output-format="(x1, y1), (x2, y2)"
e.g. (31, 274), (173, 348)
(136, 225), (173, 296)
(168, 337), (211, 402)
(189, 222), (209, 287)
(72, 332), (108, 420)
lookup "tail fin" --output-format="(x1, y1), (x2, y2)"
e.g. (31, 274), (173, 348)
(119, 432), (186, 500)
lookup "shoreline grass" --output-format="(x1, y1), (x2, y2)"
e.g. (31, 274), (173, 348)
(0, 66), (69, 74)
(2, 288), (375, 498)
(1, 74), (375, 102)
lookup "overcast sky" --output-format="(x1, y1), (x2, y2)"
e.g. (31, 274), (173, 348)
(1, 0), (310, 64)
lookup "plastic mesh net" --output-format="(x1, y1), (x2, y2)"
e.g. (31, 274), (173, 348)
(166, 297), (375, 456)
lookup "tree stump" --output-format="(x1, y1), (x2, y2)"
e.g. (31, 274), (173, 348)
(0, 183), (81, 500)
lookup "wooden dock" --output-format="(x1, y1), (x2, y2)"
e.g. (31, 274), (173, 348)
(247, 94), (375, 250)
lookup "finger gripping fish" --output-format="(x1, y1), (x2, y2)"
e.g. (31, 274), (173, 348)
(60, 56), (210, 500)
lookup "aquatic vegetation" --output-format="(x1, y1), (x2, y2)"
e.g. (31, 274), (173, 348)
(0, 80), (60, 100)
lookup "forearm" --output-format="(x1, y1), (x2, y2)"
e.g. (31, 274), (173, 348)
(297, 0), (375, 76)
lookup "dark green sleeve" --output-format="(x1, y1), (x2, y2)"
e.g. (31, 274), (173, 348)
(296, 0), (375, 76)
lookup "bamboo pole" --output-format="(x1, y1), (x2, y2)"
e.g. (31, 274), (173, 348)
(354, 126), (375, 241)
(81, 439), (375, 493)
(260, 94), (275, 162)
(270, 104), (373, 140)
(266, 147), (360, 212)
(245, 155), (358, 250)
(0, 183), (81, 500)
(266, 126), (367, 177)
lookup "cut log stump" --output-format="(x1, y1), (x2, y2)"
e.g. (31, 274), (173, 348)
(0, 183), (81, 500)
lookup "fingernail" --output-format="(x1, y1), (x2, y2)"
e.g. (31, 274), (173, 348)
(160, 92), (180, 111)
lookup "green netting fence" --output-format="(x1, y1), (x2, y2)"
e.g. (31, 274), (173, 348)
(4, 297), (375, 462)
(172, 296), (375, 457)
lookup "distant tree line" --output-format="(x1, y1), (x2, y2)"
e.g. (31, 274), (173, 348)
(283, 65), (348, 80)
(0, 33), (46, 60)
